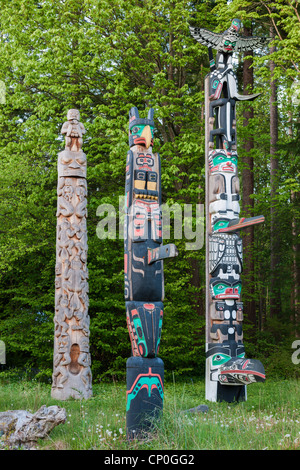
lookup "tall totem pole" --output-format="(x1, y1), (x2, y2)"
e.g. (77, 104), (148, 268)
(190, 20), (268, 402)
(124, 107), (177, 437)
(51, 109), (92, 400)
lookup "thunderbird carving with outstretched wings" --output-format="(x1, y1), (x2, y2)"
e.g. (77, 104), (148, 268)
(190, 19), (270, 54)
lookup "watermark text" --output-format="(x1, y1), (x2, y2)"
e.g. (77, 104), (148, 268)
(96, 197), (204, 250)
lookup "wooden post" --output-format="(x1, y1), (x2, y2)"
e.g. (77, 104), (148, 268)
(190, 19), (267, 402)
(124, 107), (177, 438)
(51, 109), (92, 400)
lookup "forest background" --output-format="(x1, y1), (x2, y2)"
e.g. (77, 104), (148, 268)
(0, 0), (299, 383)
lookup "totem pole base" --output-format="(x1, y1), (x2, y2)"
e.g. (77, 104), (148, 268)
(205, 372), (246, 403)
(126, 356), (164, 440)
(51, 373), (92, 401)
(216, 383), (246, 403)
(205, 344), (265, 402)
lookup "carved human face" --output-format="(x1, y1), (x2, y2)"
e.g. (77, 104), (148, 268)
(58, 153), (87, 178)
(221, 19), (240, 53)
(76, 187), (84, 201)
(58, 335), (70, 351)
(221, 38), (236, 53)
(67, 109), (80, 121)
(62, 184), (74, 202)
(209, 151), (238, 174)
(210, 279), (241, 300)
(60, 294), (69, 308)
(61, 152), (86, 168)
(136, 153), (154, 170)
(55, 263), (62, 275)
(71, 256), (82, 269)
(61, 220), (71, 230)
(79, 337), (89, 352)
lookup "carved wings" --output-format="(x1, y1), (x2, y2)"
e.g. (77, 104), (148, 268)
(189, 26), (225, 50)
(209, 234), (243, 274)
(234, 34), (270, 52)
(189, 26), (270, 52)
(209, 235), (225, 274)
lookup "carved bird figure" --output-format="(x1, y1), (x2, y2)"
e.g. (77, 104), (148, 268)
(189, 19), (270, 54)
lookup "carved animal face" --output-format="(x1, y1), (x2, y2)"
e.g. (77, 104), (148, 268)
(130, 124), (154, 149)
(129, 106), (155, 148)
(212, 219), (231, 232)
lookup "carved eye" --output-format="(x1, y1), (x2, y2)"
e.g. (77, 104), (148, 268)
(137, 326), (143, 338)
(132, 127), (140, 134)
(61, 155), (73, 163)
(212, 353), (231, 366)
(148, 173), (157, 181)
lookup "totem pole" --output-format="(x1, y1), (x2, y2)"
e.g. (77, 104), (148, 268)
(51, 109), (92, 400)
(190, 19), (267, 402)
(124, 107), (178, 437)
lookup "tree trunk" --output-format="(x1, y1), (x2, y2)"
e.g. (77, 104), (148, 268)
(291, 190), (300, 335)
(288, 106), (299, 335)
(269, 26), (281, 318)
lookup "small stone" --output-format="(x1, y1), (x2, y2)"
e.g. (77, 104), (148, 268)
(183, 404), (209, 414)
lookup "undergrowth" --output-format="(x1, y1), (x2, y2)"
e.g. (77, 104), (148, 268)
(0, 376), (299, 450)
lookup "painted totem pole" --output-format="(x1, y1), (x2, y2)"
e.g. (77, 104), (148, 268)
(51, 109), (92, 400)
(190, 20), (267, 402)
(124, 107), (177, 437)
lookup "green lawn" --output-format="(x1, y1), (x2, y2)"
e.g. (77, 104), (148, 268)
(0, 377), (299, 450)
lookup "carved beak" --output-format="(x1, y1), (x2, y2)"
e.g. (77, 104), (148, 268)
(140, 125), (152, 149)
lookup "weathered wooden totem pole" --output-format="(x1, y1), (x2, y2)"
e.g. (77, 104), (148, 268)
(190, 19), (268, 402)
(124, 107), (177, 437)
(51, 109), (92, 400)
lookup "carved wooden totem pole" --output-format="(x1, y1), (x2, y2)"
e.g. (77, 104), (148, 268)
(124, 107), (177, 437)
(190, 19), (268, 402)
(51, 109), (92, 400)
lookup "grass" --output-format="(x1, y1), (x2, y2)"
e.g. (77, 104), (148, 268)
(0, 377), (299, 450)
